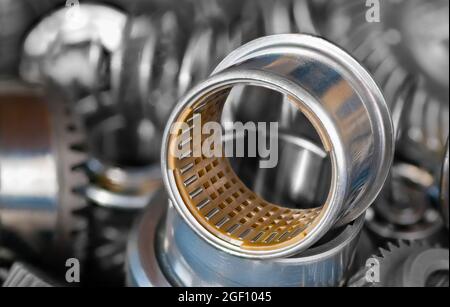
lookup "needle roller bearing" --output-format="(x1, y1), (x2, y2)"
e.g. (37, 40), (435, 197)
(162, 34), (394, 259)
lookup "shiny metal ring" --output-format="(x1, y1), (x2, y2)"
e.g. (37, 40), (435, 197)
(161, 34), (394, 259)
(126, 191), (364, 287)
(85, 158), (162, 210)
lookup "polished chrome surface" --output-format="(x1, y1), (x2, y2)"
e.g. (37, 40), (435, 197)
(213, 34), (394, 225)
(229, 133), (330, 209)
(126, 191), (364, 287)
(159, 205), (364, 287)
(126, 191), (171, 287)
(162, 34), (394, 259)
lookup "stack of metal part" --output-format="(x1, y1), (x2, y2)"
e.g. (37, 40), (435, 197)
(0, 0), (448, 287)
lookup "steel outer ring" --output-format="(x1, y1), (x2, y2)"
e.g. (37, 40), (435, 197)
(212, 34), (394, 225)
(126, 191), (171, 287)
(126, 191), (365, 287)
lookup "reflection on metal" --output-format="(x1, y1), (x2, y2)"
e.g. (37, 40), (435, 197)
(162, 34), (394, 259)
(126, 191), (364, 287)
(0, 81), (87, 267)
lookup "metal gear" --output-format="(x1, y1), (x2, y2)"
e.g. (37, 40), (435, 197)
(2, 263), (54, 287)
(83, 205), (137, 286)
(0, 81), (88, 271)
(348, 241), (449, 287)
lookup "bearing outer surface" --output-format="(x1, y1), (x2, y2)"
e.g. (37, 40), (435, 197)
(126, 191), (364, 287)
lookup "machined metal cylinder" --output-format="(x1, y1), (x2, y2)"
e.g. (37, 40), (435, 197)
(161, 34), (394, 259)
(0, 81), (87, 265)
(126, 190), (364, 287)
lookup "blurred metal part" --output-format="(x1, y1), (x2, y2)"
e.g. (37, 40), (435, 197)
(84, 114), (162, 210)
(349, 241), (449, 287)
(441, 141), (449, 228)
(126, 191), (364, 287)
(367, 163), (444, 243)
(0, 246), (16, 284)
(177, 20), (247, 100)
(311, 0), (449, 168)
(110, 10), (184, 142)
(190, 0), (247, 24)
(366, 207), (444, 244)
(110, 15), (157, 112)
(85, 159), (162, 210)
(162, 34), (394, 259)
(20, 3), (127, 98)
(258, 0), (318, 35)
(85, 205), (138, 287)
(0, 0), (34, 76)
(0, 81), (88, 267)
(377, 163), (435, 226)
(2, 263), (53, 287)
(0, 0), (61, 76)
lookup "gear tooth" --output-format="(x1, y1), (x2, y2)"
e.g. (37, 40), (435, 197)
(387, 241), (399, 251)
(72, 216), (88, 233)
(2, 263), (53, 287)
(50, 98), (90, 263)
(70, 199), (88, 215)
(414, 240), (425, 248)
(66, 147), (88, 168)
(350, 237), (438, 287)
(70, 171), (89, 189)
(379, 247), (390, 258)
